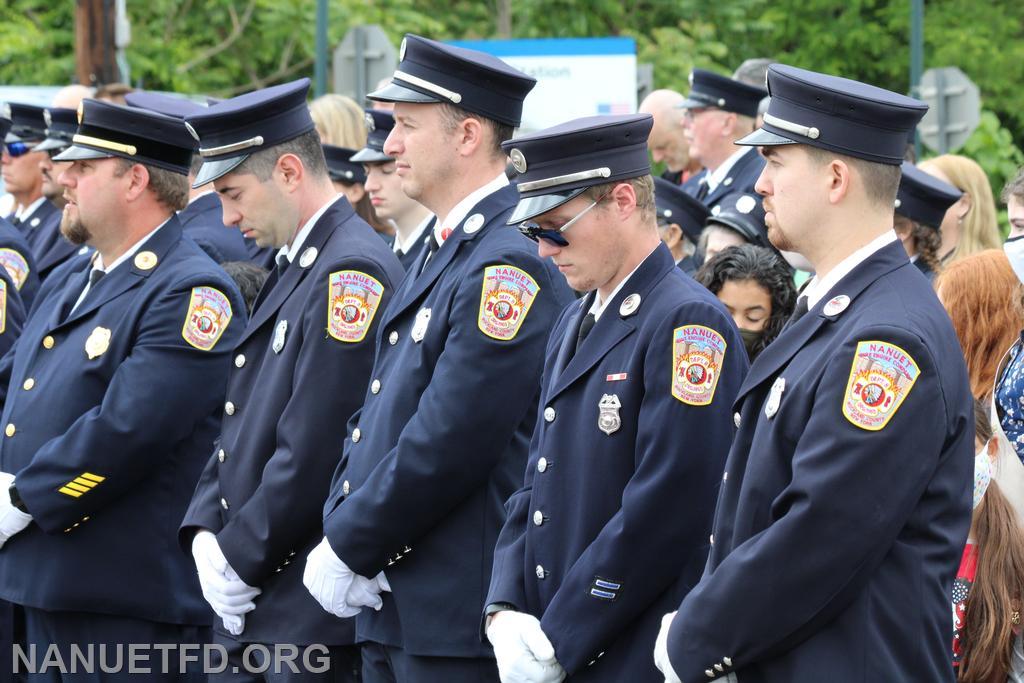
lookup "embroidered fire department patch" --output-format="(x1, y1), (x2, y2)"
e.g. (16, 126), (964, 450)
(478, 265), (539, 341)
(0, 279), (6, 334)
(182, 286), (233, 351)
(672, 325), (727, 405)
(328, 270), (383, 343)
(842, 340), (920, 431)
(0, 248), (29, 289)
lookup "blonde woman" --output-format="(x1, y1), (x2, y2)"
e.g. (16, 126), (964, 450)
(309, 93), (367, 148)
(919, 154), (1001, 264)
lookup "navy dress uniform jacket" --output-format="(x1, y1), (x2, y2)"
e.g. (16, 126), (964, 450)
(0, 267), (26, 359)
(682, 150), (766, 212)
(178, 192), (252, 264)
(0, 215), (245, 625)
(180, 198), (404, 645)
(16, 199), (61, 263)
(0, 216), (40, 314)
(487, 244), (748, 680)
(321, 183), (575, 658)
(666, 241), (973, 682)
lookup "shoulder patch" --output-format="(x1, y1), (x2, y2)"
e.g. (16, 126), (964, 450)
(672, 325), (727, 405)
(478, 265), (539, 341)
(0, 279), (6, 334)
(0, 248), (29, 289)
(328, 270), (384, 343)
(182, 286), (233, 351)
(842, 340), (920, 431)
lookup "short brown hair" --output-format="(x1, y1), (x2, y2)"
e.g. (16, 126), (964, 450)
(436, 103), (513, 160)
(113, 158), (188, 211)
(234, 130), (328, 182)
(1001, 166), (1024, 205)
(804, 146), (901, 209)
(583, 174), (656, 222)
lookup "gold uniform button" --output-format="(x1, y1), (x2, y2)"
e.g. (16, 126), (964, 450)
(42, 336), (55, 349)
(224, 401), (235, 416)
(352, 428), (361, 443)
(543, 407), (556, 422)
(220, 498), (230, 510)
(388, 331), (398, 345)
(342, 480), (350, 495)
(22, 378), (34, 391)
(4, 424), (14, 437)
(370, 379), (381, 394)
(234, 354), (246, 368)
(537, 457), (547, 473)
(533, 510), (544, 526)
(218, 449), (226, 463)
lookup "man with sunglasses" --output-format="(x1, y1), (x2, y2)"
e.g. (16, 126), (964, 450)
(307, 34), (572, 682)
(484, 114), (747, 682)
(0, 105), (41, 312)
(3, 104), (63, 256)
(679, 70), (767, 214)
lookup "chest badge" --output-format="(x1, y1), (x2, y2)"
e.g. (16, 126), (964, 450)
(411, 307), (431, 343)
(85, 326), (112, 359)
(765, 376), (786, 418)
(824, 295), (850, 317)
(597, 394), (622, 435)
(273, 319), (288, 354)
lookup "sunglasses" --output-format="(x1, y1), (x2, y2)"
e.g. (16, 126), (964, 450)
(4, 141), (38, 158)
(518, 192), (610, 247)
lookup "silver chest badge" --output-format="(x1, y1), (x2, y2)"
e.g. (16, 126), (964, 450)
(597, 394), (622, 435)
(765, 377), (785, 419)
(411, 308), (431, 343)
(273, 320), (288, 353)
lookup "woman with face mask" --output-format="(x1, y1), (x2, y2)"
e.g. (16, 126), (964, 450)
(951, 399), (1024, 682)
(695, 243), (796, 361)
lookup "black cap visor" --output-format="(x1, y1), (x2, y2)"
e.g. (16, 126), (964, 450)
(367, 80), (441, 105)
(350, 147), (392, 164)
(507, 188), (587, 226)
(192, 155), (249, 188)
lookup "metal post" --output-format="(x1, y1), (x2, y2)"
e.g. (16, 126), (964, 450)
(910, 0), (924, 158)
(935, 69), (949, 154)
(314, 0), (328, 97)
(355, 27), (367, 107)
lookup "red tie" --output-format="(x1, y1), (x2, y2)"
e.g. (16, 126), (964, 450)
(440, 227), (453, 242)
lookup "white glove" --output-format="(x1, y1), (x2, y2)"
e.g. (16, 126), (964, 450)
(0, 475), (32, 550)
(303, 536), (384, 618)
(376, 571), (391, 593)
(654, 611), (682, 683)
(486, 610), (566, 683)
(192, 530), (261, 631)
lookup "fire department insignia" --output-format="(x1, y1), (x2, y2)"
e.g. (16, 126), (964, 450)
(672, 325), (727, 406)
(597, 394), (622, 435)
(182, 286), (233, 351)
(0, 279), (7, 334)
(478, 265), (539, 341)
(328, 270), (383, 343)
(0, 249), (29, 289)
(843, 340), (920, 431)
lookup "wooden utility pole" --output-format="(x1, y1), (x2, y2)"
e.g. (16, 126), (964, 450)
(75, 0), (119, 86)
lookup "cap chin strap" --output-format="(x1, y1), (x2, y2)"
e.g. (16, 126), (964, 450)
(517, 167), (611, 193)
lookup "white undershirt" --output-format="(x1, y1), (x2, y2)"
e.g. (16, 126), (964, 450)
(801, 231), (897, 309)
(14, 196), (46, 222)
(395, 214), (433, 255)
(588, 244), (659, 321)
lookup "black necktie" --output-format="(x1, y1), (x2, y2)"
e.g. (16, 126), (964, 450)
(575, 313), (597, 355)
(9, 216), (20, 227)
(789, 295), (809, 325)
(695, 180), (710, 202)
(89, 269), (106, 287)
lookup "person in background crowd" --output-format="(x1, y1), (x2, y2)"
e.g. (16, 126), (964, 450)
(639, 90), (702, 186)
(1003, 167), (1024, 240)
(323, 143), (394, 242)
(33, 107), (85, 281)
(894, 161), (963, 282)
(220, 260), (268, 316)
(937, 250), (1024, 400)
(354, 109), (434, 270)
(732, 58), (772, 129)
(653, 176), (709, 275)
(995, 224), (1024, 466)
(310, 93), (368, 149)
(699, 191), (769, 263)
(696, 243), (796, 361)
(50, 84), (94, 109)
(919, 154), (1001, 264)
(951, 399), (1024, 682)
(93, 82), (133, 104)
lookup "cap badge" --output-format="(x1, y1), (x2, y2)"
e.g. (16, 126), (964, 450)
(509, 148), (528, 174)
(76, 102), (84, 125)
(619, 293), (641, 317)
(43, 110), (52, 127)
(299, 247), (318, 268)
(0, 103), (10, 120)
(463, 213), (484, 234)
(824, 295), (851, 317)
(597, 394), (622, 435)
(184, 121), (201, 142)
(736, 195), (757, 214)
(399, 37), (408, 61)
(364, 112), (375, 133)
(134, 251), (158, 270)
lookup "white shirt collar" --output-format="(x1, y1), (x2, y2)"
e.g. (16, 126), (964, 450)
(395, 213), (434, 255)
(15, 196), (47, 222)
(277, 194), (342, 265)
(802, 230), (897, 309)
(433, 172), (509, 246)
(588, 244), (658, 321)
(705, 146), (753, 194)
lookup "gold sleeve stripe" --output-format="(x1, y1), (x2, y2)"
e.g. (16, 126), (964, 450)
(80, 472), (105, 483)
(58, 487), (83, 498)
(65, 482), (91, 493)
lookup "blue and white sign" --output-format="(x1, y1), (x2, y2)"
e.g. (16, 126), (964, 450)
(448, 37), (637, 132)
